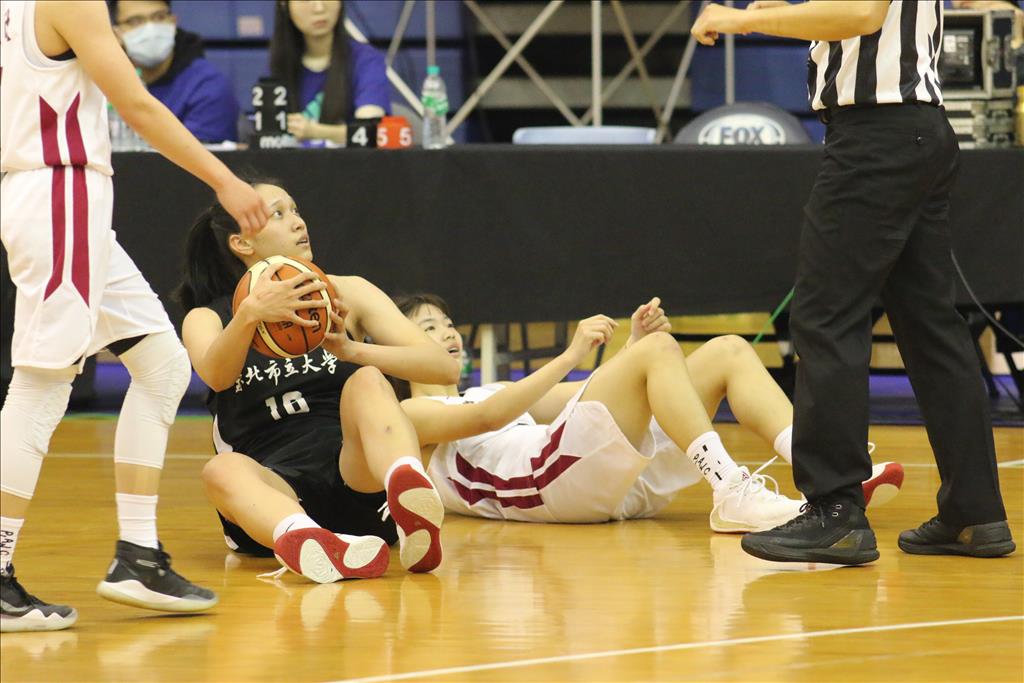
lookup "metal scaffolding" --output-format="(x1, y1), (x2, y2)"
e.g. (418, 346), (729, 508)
(350, 1), (738, 143)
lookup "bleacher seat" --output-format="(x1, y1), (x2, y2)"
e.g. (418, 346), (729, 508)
(511, 126), (658, 145)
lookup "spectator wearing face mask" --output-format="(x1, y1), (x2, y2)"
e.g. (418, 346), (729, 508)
(109, 0), (240, 143)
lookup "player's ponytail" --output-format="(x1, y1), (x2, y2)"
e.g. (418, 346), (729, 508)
(175, 174), (283, 311)
(175, 204), (245, 311)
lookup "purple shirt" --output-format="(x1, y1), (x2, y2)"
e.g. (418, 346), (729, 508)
(148, 56), (239, 142)
(298, 40), (391, 122)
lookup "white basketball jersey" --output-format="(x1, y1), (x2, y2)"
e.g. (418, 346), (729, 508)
(1, 0), (112, 174)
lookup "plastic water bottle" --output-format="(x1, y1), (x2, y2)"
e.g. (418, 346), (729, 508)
(458, 348), (473, 392)
(108, 105), (148, 151)
(108, 104), (127, 151)
(421, 65), (449, 149)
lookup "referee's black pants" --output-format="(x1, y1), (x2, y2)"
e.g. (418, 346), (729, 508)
(791, 102), (1008, 527)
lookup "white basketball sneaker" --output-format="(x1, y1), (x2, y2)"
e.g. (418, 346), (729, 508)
(710, 459), (805, 533)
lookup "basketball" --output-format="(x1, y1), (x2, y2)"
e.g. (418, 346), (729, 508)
(231, 255), (336, 358)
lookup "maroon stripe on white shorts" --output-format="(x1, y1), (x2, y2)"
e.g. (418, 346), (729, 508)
(40, 96), (65, 300)
(70, 166), (89, 302)
(450, 422), (581, 510)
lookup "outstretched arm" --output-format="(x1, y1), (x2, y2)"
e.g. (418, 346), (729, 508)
(691, 1), (889, 46)
(41, 1), (268, 234)
(402, 316), (617, 447)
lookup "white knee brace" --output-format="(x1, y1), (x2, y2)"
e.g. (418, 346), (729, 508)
(0, 366), (76, 499)
(113, 331), (192, 469)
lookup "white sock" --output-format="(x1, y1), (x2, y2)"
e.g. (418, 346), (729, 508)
(0, 516), (25, 572)
(685, 432), (739, 491)
(773, 425), (793, 464)
(115, 493), (159, 549)
(272, 513), (319, 543)
(383, 456), (427, 491)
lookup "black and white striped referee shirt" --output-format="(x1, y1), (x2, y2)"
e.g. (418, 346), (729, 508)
(808, 0), (943, 111)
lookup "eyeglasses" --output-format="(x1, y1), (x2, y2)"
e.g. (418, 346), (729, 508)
(118, 9), (173, 29)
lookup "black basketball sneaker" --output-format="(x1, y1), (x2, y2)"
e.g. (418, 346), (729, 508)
(741, 498), (880, 565)
(899, 518), (1015, 558)
(96, 541), (218, 612)
(1, 565), (78, 632)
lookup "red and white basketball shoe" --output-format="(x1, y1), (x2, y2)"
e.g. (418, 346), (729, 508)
(273, 528), (389, 583)
(386, 465), (444, 573)
(862, 443), (904, 508)
(863, 462), (904, 508)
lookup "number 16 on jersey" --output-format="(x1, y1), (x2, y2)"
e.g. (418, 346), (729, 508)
(265, 391), (310, 420)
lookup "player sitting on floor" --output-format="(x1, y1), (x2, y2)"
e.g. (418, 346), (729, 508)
(394, 293), (904, 527)
(177, 179), (458, 582)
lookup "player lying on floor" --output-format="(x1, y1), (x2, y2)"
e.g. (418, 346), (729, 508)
(394, 293), (904, 527)
(178, 179), (454, 582)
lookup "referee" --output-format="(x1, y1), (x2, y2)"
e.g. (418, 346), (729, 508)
(691, 0), (1015, 564)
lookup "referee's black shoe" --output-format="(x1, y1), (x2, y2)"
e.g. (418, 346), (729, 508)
(740, 498), (879, 565)
(898, 517), (1015, 558)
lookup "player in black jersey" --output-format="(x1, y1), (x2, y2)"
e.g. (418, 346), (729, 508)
(177, 179), (459, 580)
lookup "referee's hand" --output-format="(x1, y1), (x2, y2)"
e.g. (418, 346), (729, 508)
(691, 3), (749, 46)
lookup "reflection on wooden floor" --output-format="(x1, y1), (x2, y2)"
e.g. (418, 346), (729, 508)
(1, 417), (1021, 683)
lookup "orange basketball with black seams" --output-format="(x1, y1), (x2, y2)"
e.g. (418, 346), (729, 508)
(231, 255), (337, 358)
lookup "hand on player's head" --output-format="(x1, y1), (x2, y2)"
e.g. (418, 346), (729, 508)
(217, 177), (271, 238)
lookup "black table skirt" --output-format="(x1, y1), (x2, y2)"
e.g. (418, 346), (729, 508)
(2, 145), (1021, 333)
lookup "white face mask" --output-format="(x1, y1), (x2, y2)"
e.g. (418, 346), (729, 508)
(122, 23), (175, 68)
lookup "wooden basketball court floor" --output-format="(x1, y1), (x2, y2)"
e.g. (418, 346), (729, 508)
(1, 417), (1021, 683)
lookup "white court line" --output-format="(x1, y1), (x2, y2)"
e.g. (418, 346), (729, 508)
(48, 452), (209, 461)
(46, 454), (1023, 468)
(332, 615), (1024, 683)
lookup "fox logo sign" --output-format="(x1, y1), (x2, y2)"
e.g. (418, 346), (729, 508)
(698, 114), (787, 145)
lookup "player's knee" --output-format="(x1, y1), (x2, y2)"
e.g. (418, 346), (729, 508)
(709, 334), (753, 359)
(119, 332), (192, 424)
(0, 367), (75, 498)
(346, 366), (391, 395)
(637, 330), (681, 356)
(4, 366), (75, 453)
(202, 452), (245, 495)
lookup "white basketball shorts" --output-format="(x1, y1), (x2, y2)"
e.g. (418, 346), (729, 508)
(1, 167), (172, 369)
(430, 378), (704, 523)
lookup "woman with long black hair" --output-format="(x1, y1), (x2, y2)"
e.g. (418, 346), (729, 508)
(177, 178), (458, 581)
(269, 0), (389, 145)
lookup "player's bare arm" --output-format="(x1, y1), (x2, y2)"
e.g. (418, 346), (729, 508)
(328, 275), (461, 385)
(403, 315), (616, 447)
(38, 0), (269, 235)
